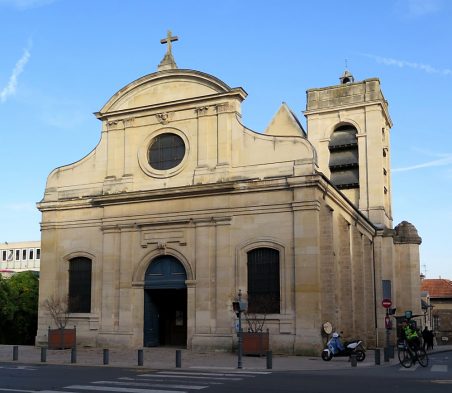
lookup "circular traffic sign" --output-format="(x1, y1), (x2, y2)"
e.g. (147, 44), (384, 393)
(382, 298), (392, 308)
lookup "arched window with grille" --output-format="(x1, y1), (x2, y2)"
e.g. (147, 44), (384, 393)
(328, 124), (359, 189)
(68, 257), (92, 313)
(247, 248), (280, 314)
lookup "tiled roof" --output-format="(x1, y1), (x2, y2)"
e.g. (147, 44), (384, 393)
(421, 279), (452, 298)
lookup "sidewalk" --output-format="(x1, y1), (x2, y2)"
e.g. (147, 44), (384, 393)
(0, 345), (450, 371)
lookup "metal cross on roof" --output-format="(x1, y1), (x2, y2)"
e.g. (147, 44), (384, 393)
(160, 30), (178, 55)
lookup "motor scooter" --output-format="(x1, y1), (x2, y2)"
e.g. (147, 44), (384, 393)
(321, 332), (366, 361)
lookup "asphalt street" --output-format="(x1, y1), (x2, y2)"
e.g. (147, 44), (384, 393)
(0, 351), (450, 393)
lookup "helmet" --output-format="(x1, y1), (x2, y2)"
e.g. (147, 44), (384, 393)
(332, 332), (339, 338)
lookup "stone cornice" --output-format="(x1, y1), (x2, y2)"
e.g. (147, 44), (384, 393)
(95, 89), (247, 121)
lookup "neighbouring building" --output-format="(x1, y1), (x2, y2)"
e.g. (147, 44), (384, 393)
(0, 241), (41, 277)
(36, 32), (422, 353)
(421, 278), (452, 345)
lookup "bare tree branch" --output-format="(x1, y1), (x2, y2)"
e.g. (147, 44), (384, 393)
(42, 295), (70, 329)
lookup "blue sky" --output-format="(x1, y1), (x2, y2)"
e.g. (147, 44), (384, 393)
(0, 0), (451, 279)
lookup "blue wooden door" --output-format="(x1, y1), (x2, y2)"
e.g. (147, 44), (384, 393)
(143, 256), (187, 347)
(143, 291), (159, 347)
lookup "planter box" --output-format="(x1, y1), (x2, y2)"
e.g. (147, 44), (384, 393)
(242, 332), (269, 356)
(48, 328), (76, 349)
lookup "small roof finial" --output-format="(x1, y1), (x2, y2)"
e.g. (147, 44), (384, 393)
(158, 30), (179, 71)
(340, 60), (354, 85)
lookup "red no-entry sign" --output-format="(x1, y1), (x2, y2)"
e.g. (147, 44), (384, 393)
(382, 298), (392, 308)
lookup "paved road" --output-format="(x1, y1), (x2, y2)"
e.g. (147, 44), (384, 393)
(0, 365), (270, 393)
(0, 351), (450, 393)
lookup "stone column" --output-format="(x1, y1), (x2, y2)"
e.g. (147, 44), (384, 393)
(293, 200), (322, 354)
(194, 220), (213, 334)
(118, 225), (134, 333)
(214, 218), (232, 334)
(215, 103), (232, 166)
(105, 120), (125, 178)
(351, 226), (365, 339)
(186, 279), (197, 349)
(100, 226), (121, 335)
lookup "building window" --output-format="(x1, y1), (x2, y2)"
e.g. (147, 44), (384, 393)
(68, 257), (92, 313)
(22, 249), (27, 261)
(1, 250), (6, 261)
(247, 248), (280, 314)
(15, 250), (20, 261)
(36, 249), (40, 260)
(148, 133), (185, 170)
(29, 249), (34, 260)
(328, 124), (359, 190)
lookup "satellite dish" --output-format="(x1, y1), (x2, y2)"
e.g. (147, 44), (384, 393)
(323, 321), (333, 335)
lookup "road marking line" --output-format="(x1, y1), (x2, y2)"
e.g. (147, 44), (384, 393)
(189, 367), (271, 374)
(138, 374), (241, 381)
(93, 381), (207, 390)
(119, 377), (222, 385)
(64, 386), (185, 393)
(156, 371), (256, 377)
(431, 365), (448, 372)
(431, 380), (452, 384)
(0, 367), (36, 371)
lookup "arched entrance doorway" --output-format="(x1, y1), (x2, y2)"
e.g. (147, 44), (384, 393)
(143, 255), (187, 347)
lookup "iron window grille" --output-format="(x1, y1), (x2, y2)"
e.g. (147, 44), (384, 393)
(148, 133), (185, 170)
(68, 257), (92, 313)
(247, 248), (280, 314)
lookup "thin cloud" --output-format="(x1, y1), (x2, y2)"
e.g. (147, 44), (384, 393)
(403, 0), (442, 17)
(364, 53), (452, 76)
(393, 154), (452, 172)
(0, 46), (31, 103)
(0, 0), (56, 10)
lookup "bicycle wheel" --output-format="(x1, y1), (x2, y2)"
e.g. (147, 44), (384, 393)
(398, 348), (412, 368)
(416, 349), (429, 367)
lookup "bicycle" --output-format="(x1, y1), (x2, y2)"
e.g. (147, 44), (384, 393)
(397, 339), (429, 368)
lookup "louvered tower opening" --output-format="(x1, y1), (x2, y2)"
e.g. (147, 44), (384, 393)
(328, 124), (359, 190)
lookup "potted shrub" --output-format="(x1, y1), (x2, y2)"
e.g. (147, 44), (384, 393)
(241, 295), (277, 356)
(42, 296), (76, 349)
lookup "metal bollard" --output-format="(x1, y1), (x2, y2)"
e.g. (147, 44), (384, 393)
(41, 347), (47, 363)
(12, 346), (18, 361)
(103, 348), (109, 365)
(71, 347), (77, 364)
(374, 348), (380, 365)
(384, 347), (389, 362)
(266, 350), (273, 369)
(389, 345), (395, 359)
(175, 349), (181, 368)
(350, 354), (357, 367)
(138, 349), (143, 366)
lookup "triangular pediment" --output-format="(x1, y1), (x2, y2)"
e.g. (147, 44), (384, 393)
(264, 102), (306, 137)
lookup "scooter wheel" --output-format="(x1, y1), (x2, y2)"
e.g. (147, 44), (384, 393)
(321, 351), (333, 361)
(356, 350), (366, 362)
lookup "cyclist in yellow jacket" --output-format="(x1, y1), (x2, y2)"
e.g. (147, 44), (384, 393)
(401, 320), (420, 351)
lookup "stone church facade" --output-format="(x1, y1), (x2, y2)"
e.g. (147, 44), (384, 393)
(36, 34), (422, 353)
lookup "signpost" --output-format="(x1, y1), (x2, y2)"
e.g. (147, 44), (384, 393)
(382, 298), (393, 361)
(382, 299), (392, 308)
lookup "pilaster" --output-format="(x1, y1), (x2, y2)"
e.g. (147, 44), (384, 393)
(292, 200), (323, 353)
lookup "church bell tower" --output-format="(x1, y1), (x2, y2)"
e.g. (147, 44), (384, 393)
(304, 70), (393, 229)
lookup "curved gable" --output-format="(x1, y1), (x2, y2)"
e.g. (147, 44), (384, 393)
(99, 69), (234, 114)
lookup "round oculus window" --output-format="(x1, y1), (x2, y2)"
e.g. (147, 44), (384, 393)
(148, 133), (186, 170)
